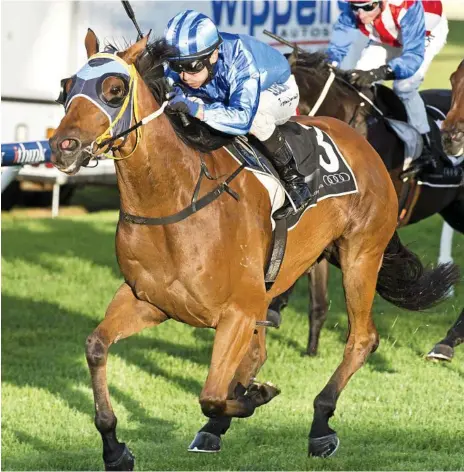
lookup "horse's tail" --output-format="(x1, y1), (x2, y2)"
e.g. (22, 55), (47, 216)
(376, 232), (460, 311)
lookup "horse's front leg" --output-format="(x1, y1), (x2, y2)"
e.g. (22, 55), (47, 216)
(190, 325), (279, 452)
(86, 283), (168, 471)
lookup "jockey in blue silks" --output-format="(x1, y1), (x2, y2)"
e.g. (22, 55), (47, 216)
(326, 0), (462, 181)
(164, 10), (309, 219)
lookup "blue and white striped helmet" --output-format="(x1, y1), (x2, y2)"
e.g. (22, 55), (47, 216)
(164, 10), (222, 60)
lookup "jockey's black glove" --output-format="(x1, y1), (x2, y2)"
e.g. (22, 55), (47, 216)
(348, 65), (395, 88)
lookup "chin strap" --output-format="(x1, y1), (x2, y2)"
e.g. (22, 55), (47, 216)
(204, 60), (216, 84)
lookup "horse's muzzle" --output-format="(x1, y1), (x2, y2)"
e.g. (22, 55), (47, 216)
(49, 134), (90, 174)
(441, 126), (464, 157)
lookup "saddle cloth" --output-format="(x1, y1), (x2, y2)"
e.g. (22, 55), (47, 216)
(224, 121), (358, 230)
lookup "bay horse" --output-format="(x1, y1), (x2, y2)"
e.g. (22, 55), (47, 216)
(269, 51), (464, 356)
(49, 31), (459, 469)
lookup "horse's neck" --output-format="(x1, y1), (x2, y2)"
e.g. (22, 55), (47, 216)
(115, 83), (199, 216)
(298, 68), (366, 131)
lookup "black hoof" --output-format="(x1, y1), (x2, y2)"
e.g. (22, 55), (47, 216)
(105, 444), (135, 471)
(426, 343), (454, 362)
(303, 349), (318, 357)
(188, 432), (221, 453)
(247, 381), (281, 407)
(309, 433), (340, 458)
(266, 309), (281, 328)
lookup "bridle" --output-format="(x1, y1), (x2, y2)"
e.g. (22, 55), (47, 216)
(57, 52), (168, 161)
(58, 50), (244, 226)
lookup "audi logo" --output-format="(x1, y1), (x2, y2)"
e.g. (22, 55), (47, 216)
(323, 173), (351, 186)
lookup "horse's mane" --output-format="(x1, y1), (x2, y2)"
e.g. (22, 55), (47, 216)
(133, 38), (233, 153)
(290, 51), (351, 99)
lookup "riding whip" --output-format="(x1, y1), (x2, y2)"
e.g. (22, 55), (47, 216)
(121, 1), (143, 40)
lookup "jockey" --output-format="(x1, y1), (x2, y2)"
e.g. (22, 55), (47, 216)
(164, 10), (309, 219)
(327, 0), (462, 180)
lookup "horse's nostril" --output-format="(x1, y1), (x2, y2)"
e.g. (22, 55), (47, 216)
(60, 138), (80, 152)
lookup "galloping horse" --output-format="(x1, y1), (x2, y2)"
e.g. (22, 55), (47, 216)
(50, 31), (459, 469)
(427, 59), (464, 361)
(269, 51), (464, 356)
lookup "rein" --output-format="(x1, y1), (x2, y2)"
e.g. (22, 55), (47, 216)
(84, 54), (247, 225)
(307, 64), (384, 119)
(120, 160), (245, 225)
(62, 51), (246, 225)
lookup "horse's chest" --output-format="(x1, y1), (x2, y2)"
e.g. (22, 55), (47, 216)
(119, 248), (222, 327)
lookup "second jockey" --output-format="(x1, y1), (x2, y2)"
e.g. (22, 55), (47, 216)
(327, 0), (462, 181)
(164, 10), (310, 219)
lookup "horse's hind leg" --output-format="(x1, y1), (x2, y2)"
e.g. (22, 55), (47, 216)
(86, 283), (168, 471)
(427, 308), (464, 362)
(307, 260), (330, 356)
(440, 194), (464, 233)
(309, 244), (383, 458)
(190, 325), (276, 452)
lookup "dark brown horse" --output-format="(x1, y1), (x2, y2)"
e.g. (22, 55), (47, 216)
(269, 52), (464, 357)
(49, 31), (459, 469)
(427, 308), (464, 361)
(427, 60), (464, 362)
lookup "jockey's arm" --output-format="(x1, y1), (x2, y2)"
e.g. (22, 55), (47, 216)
(202, 48), (260, 136)
(326, 5), (359, 66)
(387, 0), (426, 80)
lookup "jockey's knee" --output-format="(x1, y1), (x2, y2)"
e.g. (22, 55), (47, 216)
(249, 112), (276, 141)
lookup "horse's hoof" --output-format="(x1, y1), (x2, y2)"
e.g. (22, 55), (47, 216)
(266, 309), (281, 328)
(309, 433), (340, 458)
(426, 343), (454, 362)
(105, 444), (135, 471)
(303, 349), (318, 357)
(247, 381), (281, 407)
(188, 432), (221, 453)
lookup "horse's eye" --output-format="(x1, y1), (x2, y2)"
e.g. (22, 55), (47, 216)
(101, 76), (127, 106)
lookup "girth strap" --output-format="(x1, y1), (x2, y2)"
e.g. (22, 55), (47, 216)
(120, 163), (245, 226)
(264, 218), (288, 291)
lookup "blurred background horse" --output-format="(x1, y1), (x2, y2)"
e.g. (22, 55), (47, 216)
(268, 50), (464, 358)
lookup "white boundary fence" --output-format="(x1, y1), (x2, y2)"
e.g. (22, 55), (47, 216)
(1, 140), (116, 217)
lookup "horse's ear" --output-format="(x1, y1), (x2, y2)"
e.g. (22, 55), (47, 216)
(118, 34), (149, 65)
(85, 28), (99, 58)
(287, 49), (298, 67)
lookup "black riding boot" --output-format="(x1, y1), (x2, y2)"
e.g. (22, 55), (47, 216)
(262, 128), (311, 220)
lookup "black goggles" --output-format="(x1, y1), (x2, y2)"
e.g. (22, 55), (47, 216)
(350, 1), (380, 12)
(168, 58), (209, 75)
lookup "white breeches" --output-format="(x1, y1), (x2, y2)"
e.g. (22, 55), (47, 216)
(355, 15), (448, 134)
(249, 74), (300, 141)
